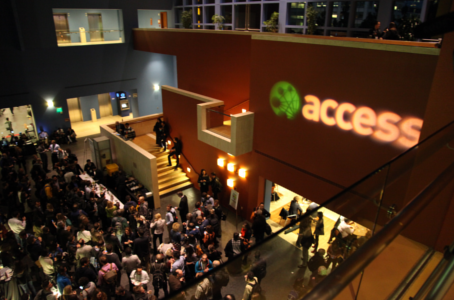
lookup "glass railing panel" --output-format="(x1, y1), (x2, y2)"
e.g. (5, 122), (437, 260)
(206, 105), (232, 139)
(56, 29), (124, 47)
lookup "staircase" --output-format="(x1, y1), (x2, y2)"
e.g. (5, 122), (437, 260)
(148, 145), (192, 197)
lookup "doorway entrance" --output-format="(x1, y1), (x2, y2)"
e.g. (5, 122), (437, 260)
(87, 13), (104, 42)
(53, 13), (70, 44)
(235, 4), (261, 31)
(66, 92), (133, 138)
(0, 105), (37, 142)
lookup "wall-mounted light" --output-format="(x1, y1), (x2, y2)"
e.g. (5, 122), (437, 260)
(228, 153), (234, 157)
(227, 163), (235, 173)
(227, 179), (235, 188)
(167, 140), (171, 145)
(217, 158), (225, 167)
(187, 167), (191, 172)
(47, 100), (54, 108)
(238, 168), (247, 178)
(242, 109), (247, 113)
(153, 84), (160, 91)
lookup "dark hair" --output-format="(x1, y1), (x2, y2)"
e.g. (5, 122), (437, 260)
(233, 232), (239, 239)
(247, 271), (254, 280)
(254, 251), (261, 259)
(317, 211), (323, 218)
(125, 247), (132, 255)
(389, 22), (396, 29)
(116, 286), (125, 294)
(58, 266), (66, 274)
(78, 277), (89, 287)
(211, 172), (216, 176)
(80, 257), (89, 266)
(106, 244), (113, 253)
(137, 228), (145, 236)
(99, 256), (107, 265)
(42, 280), (50, 289)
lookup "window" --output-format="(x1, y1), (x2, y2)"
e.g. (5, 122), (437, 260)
(330, 2), (350, 27)
(308, 2), (327, 27)
(195, 6), (203, 26)
(205, 6), (215, 23)
(286, 28), (304, 34)
(392, 0), (423, 25)
(52, 8), (124, 47)
(221, 5), (233, 23)
(354, 1), (379, 28)
(287, 2), (306, 26)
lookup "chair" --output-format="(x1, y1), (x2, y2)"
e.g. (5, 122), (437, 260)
(279, 207), (288, 225)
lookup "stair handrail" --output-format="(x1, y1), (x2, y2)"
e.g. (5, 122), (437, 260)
(302, 161), (454, 300)
(223, 99), (249, 114)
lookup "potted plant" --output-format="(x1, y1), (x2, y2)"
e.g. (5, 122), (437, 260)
(212, 14), (225, 30)
(306, 6), (318, 35)
(263, 12), (279, 33)
(181, 9), (193, 29)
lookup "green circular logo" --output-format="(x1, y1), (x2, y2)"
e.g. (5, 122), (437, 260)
(269, 81), (301, 120)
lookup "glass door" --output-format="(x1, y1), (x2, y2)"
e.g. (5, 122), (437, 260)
(53, 14), (71, 44)
(87, 13), (104, 42)
(234, 4), (261, 31)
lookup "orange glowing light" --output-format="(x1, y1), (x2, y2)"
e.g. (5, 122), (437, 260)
(335, 102), (356, 130)
(227, 163), (235, 172)
(238, 168), (247, 178)
(373, 112), (401, 142)
(352, 107), (376, 136)
(217, 158), (225, 167)
(187, 167), (191, 172)
(320, 99), (338, 126)
(227, 179), (234, 188)
(302, 95), (320, 122)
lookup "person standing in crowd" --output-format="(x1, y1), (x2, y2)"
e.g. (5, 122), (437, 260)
(150, 213), (166, 254)
(383, 22), (401, 40)
(167, 137), (182, 168)
(224, 232), (246, 261)
(242, 272), (259, 300)
(37, 141), (50, 173)
(84, 159), (96, 175)
(168, 269), (186, 300)
(56, 266), (72, 295)
(153, 118), (162, 145)
(35, 280), (57, 300)
(165, 205), (177, 235)
(198, 169), (210, 194)
(133, 228), (151, 270)
(150, 254), (169, 298)
(251, 210), (267, 244)
(49, 140), (60, 169)
(297, 217), (314, 268)
(159, 123), (168, 151)
(308, 249), (328, 278)
(122, 247), (141, 275)
(115, 121), (125, 135)
(5, 117), (13, 134)
(312, 211), (324, 253)
(8, 211), (26, 242)
(210, 172), (223, 200)
(251, 203), (270, 220)
(195, 277), (213, 300)
(176, 191), (189, 223)
(115, 286), (134, 300)
(130, 265), (150, 290)
(369, 21), (383, 39)
(338, 218), (355, 238)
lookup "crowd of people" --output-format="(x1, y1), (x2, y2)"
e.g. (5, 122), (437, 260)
(0, 135), (275, 300)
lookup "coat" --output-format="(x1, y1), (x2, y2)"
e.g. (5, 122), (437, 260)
(314, 218), (324, 236)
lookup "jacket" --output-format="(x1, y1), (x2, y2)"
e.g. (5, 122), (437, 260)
(150, 219), (166, 235)
(195, 259), (213, 274)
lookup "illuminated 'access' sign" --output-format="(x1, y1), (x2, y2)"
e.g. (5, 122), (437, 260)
(302, 95), (423, 149)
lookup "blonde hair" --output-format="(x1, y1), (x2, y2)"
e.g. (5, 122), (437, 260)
(155, 213), (162, 220)
(62, 285), (73, 295)
(106, 201), (113, 208)
(172, 222), (180, 232)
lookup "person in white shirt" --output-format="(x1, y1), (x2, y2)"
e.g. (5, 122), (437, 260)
(76, 240), (93, 265)
(130, 266), (150, 289)
(338, 218), (355, 238)
(165, 205), (176, 234)
(39, 249), (55, 277)
(48, 140), (60, 169)
(150, 213), (166, 254)
(77, 226), (92, 243)
(8, 212), (26, 242)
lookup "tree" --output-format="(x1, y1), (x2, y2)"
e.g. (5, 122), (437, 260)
(306, 6), (318, 35)
(182, 10), (193, 29)
(263, 12), (279, 33)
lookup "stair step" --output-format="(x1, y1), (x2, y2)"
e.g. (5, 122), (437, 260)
(158, 168), (183, 178)
(159, 181), (193, 196)
(157, 159), (176, 167)
(156, 155), (171, 161)
(149, 150), (169, 157)
(158, 172), (187, 184)
(158, 177), (190, 190)
(157, 165), (178, 173)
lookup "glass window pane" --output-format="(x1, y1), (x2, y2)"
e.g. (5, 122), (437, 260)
(205, 6), (215, 23)
(286, 27), (304, 34)
(392, 0), (423, 25)
(249, 4), (261, 29)
(235, 5), (246, 28)
(287, 2), (306, 26)
(176, 8), (183, 23)
(264, 3), (280, 22)
(175, 0), (183, 6)
(308, 2), (327, 27)
(355, 1), (379, 28)
(195, 7), (203, 26)
(221, 5), (233, 23)
(330, 1), (350, 27)
(186, 0), (193, 5)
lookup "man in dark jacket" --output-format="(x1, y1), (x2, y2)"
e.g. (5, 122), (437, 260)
(224, 232), (246, 260)
(133, 228), (150, 268)
(167, 137), (182, 168)
(168, 269), (185, 300)
(75, 257), (98, 283)
(307, 249), (327, 276)
(210, 173), (223, 200)
(176, 191), (189, 223)
(297, 217), (313, 268)
(251, 210), (267, 244)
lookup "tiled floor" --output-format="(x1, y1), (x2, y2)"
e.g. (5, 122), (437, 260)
(0, 105), (35, 138)
(70, 114), (133, 138)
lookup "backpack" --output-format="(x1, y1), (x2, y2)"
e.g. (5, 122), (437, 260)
(152, 263), (166, 289)
(100, 263), (117, 285)
(170, 209), (178, 222)
(265, 223), (272, 235)
(248, 279), (262, 299)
